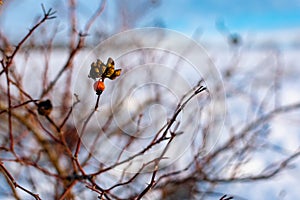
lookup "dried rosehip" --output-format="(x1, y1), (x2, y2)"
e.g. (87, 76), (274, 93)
(37, 99), (53, 116)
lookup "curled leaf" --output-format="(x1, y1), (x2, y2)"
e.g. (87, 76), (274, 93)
(88, 57), (121, 80)
(108, 69), (122, 80)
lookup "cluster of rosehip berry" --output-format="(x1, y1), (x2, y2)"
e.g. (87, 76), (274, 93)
(88, 57), (122, 95)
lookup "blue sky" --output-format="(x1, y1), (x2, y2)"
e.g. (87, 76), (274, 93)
(156, 0), (300, 31)
(1, 0), (300, 44)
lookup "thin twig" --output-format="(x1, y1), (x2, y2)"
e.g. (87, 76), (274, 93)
(0, 4), (56, 76)
(0, 162), (41, 200)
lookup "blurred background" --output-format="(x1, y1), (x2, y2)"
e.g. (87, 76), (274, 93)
(1, 0), (300, 48)
(1, 0), (300, 199)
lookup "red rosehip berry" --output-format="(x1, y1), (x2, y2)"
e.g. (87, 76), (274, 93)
(93, 80), (105, 95)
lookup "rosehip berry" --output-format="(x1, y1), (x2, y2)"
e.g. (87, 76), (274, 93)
(93, 80), (105, 95)
(37, 99), (53, 116)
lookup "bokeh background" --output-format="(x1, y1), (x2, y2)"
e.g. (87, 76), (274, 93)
(2, 0), (300, 48)
(1, 0), (300, 199)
